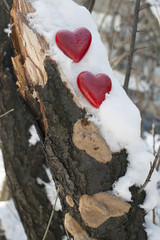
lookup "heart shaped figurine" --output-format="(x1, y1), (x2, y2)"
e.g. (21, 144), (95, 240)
(56, 27), (92, 62)
(77, 71), (112, 108)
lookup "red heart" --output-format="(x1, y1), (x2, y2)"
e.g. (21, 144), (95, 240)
(56, 27), (92, 63)
(77, 71), (112, 108)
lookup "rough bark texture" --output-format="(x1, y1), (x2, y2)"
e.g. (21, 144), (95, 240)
(37, 59), (147, 240)
(0, 1), (64, 240)
(0, 0), (148, 239)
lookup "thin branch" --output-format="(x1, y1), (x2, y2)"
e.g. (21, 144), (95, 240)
(88, 0), (95, 13)
(2, 0), (10, 13)
(42, 186), (61, 240)
(123, 0), (141, 94)
(0, 109), (14, 118)
(109, 26), (119, 61)
(133, 46), (150, 52)
(152, 208), (156, 224)
(152, 123), (155, 156)
(138, 145), (160, 193)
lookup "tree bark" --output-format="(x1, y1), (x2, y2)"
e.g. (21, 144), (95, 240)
(0, 0), (148, 239)
(0, 1), (64, 240)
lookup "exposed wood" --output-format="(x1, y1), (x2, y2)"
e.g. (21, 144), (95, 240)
(79, 193), (131, 228)
(73, 119), (112, 164)
(64, 213), (91, 240)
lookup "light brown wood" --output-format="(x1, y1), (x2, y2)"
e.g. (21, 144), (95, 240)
(11, 0), (48, 97)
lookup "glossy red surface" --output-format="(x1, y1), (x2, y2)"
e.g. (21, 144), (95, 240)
(77, 71), (112, 108)
(56, 27), (92, 62)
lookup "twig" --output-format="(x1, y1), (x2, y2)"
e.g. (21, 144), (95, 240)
(109, 26), (119, 60)
(123, 0), (141, 94)
(152, 123), (155, 156)
(152, 123), (156, 225)
(138, 145), (160, 193)
(2, 0), (10, 12)
(88, 0), (95, 13)
(0, 109), (14, 118)
(133, 46), (150, 52)
(152, 208), (156, 224)
(42, 186), (61, 240)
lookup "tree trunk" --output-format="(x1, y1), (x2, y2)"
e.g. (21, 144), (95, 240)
(0, 1), (64, 240)
(0, 0), (147, 239)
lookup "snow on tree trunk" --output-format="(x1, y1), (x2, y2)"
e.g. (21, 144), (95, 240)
(7, 0), (150, 239)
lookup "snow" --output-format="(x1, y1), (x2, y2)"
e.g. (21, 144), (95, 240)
(0, 149), (5, 192)
(27, 0), (160, 212)
(145, 211), (160, 240)
(36, 165), (62, 211)
(0, 200), (27, 240)
(28, 124), (40, 146)
(27, 0), (142, 151)
(144, 132), (160, 153)
(0, 150), (27, 240)
(4, 24), (11, 37)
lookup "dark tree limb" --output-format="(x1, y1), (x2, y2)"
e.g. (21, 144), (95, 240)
(0, 44), (64, 240)
(0, 1), (64, 240)
(123, 0), (141, 93)
(88, 0), (95, 12)
(139, 145), (160, 193)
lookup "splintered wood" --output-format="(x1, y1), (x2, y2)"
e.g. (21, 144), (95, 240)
(10, 0), (49, 134)
(10, 0), (48, 98)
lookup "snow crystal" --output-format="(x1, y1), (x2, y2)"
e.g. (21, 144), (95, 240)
(27, 0), (160, 213)
(28, 124), (40, 146)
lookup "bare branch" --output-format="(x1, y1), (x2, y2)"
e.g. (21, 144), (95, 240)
(42, 186), (61, 240)
(0, 109), (14, 118)
(88, 0), (95, 12)
(138, 145), (160, 193)
(152, 123), (155, 156)
(2, 0), (10, 13)
(152, 209), (156, 224)
(123, 0), (141, 94)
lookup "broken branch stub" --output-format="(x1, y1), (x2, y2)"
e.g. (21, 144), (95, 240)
(11, 0), (48, 93)
(72, 119), (112, 164)
(64, 213), (92, 240)
(79, 192), (131, 228)
(66, 195), (75, 207)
